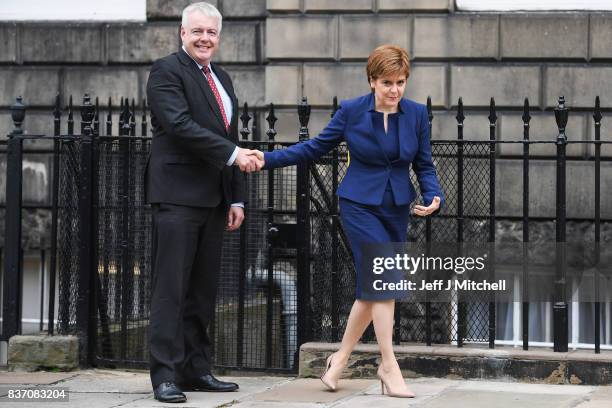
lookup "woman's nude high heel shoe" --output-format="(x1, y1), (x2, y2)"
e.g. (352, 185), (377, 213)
(320, 354), (339, 391)
(377, 366), (415, 398)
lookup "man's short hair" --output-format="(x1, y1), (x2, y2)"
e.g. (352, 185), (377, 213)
(182, 2), (223, 32)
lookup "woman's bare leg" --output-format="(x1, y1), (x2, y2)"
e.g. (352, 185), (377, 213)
(336, 300), (373, 361)
(371, 299), (413, 394)
(322, 300), (373, 385)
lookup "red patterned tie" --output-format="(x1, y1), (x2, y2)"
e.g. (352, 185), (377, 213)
(202, 66), (230, 130)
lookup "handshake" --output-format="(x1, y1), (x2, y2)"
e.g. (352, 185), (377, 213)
(234, 147), (265, 173)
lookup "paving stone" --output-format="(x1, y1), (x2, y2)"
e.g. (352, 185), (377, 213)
(451, 65), (540, 107)
(304, 0), (373, 12)
(265, 65), (301, 105)
(378, 0), (450, 11)
(545, 66), (612, 109)
(417, 389), (582, 408)
(500, 14), (588, 59)
(21, 25), (102, 63)
(0, 392), (145, 408)
(0, 371), (76, 384)
(119, 376), (291, 407)
(107, 23), (178, 63)
(334, 393), (427, 407)
(455, 379), (596, 395)
(0, 24), (17, 62)
(0, 69), (60, 108)
(250, 378), (375, 403)
(55, 369), (151, 393)
(266, 17), (337, 59)
(339, 16), (411, 60)
(413, 15), (498, 59)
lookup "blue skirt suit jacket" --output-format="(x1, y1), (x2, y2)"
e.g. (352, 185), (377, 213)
(263, 92), (444, 208)
(263, 92), (445, 299)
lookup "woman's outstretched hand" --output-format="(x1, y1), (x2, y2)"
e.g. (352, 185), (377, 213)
(412, 196), (441, 217)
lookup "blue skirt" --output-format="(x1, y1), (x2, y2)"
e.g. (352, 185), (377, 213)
(339, 187), (411, 300)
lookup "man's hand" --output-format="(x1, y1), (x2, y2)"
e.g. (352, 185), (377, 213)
(227, 206), (245, 231)
(252, 150), (264, 168)
(412, 196), (441, 217)
(234, 148), (264, 173)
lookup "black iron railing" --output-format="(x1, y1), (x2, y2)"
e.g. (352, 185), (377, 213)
(2, 93), (611, 374)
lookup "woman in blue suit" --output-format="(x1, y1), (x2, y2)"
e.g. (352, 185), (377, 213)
(257, 45), (444, 398)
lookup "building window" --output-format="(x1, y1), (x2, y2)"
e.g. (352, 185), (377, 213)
(457, 0), (612, 11)
(0, 0), (146, 21)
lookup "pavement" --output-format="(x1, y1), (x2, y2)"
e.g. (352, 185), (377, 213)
(0, 369), (610, 408)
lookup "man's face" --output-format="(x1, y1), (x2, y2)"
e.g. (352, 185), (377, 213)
(180, 12), (220, 66)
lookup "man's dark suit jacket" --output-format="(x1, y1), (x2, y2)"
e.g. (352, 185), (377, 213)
(146, 48), (246, 207)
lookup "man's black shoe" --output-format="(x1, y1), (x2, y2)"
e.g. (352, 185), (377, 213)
(153, 382), (187, 403)
(179, 374), (239, 392)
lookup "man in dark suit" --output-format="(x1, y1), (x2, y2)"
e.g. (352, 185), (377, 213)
(146, 2), (261, 403)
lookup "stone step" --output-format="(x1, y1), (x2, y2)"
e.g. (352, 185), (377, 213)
(299, 342), (612, 385)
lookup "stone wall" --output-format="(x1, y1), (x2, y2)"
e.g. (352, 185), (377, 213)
(1, 0), (612, 227)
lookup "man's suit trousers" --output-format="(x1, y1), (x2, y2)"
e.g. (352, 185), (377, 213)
(149, 203), (226, 388)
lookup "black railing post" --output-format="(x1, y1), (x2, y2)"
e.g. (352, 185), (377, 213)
(488, 98), (497, 349)
(3, 96), (25, 340)
(296, 97), (312, 359)
(553, 96), (568, 353)
(48, 93), (61, 335)
(425, 96), (433, 347)
(456, 98), (466, 347)
(119, 99), (132, 363)
(237, 102), (253, 368)
(522, 98), (531, 351)
(593, 96), (602, 354)
(330, 96), (340, 343)
(77, 94), (96, 365)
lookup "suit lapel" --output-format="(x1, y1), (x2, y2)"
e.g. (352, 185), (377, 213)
(364, 93), (391, 165)
(397, 99), (407, 161)
(178, 49), (227, 132)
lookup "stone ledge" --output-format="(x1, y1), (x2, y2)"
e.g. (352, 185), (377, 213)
(299, 342), (612, 385)
(8, 335), (79, 372)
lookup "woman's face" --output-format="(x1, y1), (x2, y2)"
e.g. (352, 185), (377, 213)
(369, 73), (407, 110)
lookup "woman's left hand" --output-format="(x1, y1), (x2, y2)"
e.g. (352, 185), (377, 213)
(412, 196), (441, 217)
